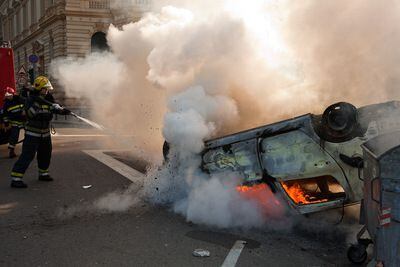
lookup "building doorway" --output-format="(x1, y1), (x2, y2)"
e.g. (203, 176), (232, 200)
(91, 32), (109, 52)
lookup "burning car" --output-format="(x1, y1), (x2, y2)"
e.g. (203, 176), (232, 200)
(165, 101), (400, 214)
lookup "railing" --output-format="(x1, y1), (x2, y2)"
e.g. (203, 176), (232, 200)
(110, 0), (151, 9)
(134, 0), (150, 5)
(89, 0), (110, 9)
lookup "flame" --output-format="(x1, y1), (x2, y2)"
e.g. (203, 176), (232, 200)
(281, 182), (327, 205)
(281, 183), (308, 204)
(236, 183), (285, 218)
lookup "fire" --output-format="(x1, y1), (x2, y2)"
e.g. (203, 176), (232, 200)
(236, 183), (269, 193)
(236, 183), (285, 218)
(281, 183), (309, 204)
(281, 182), (327, 205)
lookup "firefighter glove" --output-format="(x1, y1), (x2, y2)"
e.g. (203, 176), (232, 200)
(52, 103), (64, 111)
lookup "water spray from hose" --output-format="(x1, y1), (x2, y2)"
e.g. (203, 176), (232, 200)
(69, 112), (105, 131)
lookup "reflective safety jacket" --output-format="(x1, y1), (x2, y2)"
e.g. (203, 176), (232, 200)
(3, 95), (25, 128)
(25, 93), (66, 137)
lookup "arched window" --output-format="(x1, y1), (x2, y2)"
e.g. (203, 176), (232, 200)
(91, 31), (109, 52)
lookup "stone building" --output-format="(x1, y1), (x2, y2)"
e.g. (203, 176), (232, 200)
(0, 0), (150, 103)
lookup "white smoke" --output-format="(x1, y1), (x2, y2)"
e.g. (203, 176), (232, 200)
(57, 189), (141, 218)
(144, 165), (288, 228)
(163, 86), (238, 154)
(175, 174), (266, 228)
(51, 53), (123, 103)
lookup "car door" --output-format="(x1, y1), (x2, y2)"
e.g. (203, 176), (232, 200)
(259, 130), (349, 213)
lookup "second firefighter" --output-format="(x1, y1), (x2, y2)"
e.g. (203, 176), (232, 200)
(3, 87), (25, 158)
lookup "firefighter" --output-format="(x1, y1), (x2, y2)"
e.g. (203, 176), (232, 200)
(3, 87), (25, 158)
(10, 76), (71, 188)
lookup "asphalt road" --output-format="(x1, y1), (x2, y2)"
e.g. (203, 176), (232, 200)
(0, 127), (362, 267)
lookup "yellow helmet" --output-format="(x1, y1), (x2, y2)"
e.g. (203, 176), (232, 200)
(33, 76), (53, 91)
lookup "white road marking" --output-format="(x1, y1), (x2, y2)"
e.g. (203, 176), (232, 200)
(221, 240), (247, 267)
(85, 150), (248, 266)
(82, 150), (144, 185)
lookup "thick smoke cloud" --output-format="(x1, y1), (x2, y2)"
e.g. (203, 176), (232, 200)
(52, 0), (400, 227)
(144, 167), (288, 228)
(163, 86), (238, 153)
(285, 0), (400, 106)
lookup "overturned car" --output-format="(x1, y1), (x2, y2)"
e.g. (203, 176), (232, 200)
(165, 101), (400, 214)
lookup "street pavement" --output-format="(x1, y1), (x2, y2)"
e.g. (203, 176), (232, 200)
(0, 127), (361, 266)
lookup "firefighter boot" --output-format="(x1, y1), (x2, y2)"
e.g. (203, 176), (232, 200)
(8, 148), (16, 158)
(38, 174), (54, 182)
(10, 179), (28, 188)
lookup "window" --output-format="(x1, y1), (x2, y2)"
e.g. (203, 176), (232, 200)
(8, 18), (12, 39)
(24, 47), (27, 66)
(1, 23), (3, 40)
(202, 139), (263, 182)
(4, 20), (9, 40)
(31, 0), (37, 23)
(23, 4), (28, 30)
(49, 35), (54, 59)
(38, 55), (45, 75)
(17, 50), (20, 68)
(280, 176), (346, 205)
(40, 0), (45, 18)
(13, 14), (17, 37)
(17, 9), (21, 34)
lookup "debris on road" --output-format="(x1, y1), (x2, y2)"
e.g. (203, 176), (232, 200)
(82, 185), (92, 189)
(192, 249), (210, 257)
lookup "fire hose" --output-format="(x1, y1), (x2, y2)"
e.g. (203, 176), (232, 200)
(38, 97), (105, 131)
(68, 112), (105, 130)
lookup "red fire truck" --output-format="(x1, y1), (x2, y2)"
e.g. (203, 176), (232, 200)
(0, 41), (16, 145)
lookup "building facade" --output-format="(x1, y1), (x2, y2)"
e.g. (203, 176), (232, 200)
(0, 0), (150, 102)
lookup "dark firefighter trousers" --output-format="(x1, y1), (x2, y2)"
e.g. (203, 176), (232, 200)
(11, 134), (52, 180)
(8, 126), (21, 149)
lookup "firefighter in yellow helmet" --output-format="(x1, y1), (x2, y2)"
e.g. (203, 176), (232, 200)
(10, 76), (71, 188)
